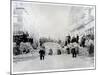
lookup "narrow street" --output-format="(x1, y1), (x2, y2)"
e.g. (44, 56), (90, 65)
(13, 54), (94, 73)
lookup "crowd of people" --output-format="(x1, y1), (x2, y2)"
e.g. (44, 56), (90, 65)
(38, 33), (94, 60)
(13, 31), (94, 60)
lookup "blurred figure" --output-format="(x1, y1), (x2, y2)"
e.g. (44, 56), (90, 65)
(66, 47), (70, 54)
(76, 34), (79, 43)
(65, 37), (68, 46)
(89, 43), (94, 55)
(71, 36), (76, 43)
(86, 39), (94, 56)
(48, 49), (53, 55)
(71, 47), (77, 58)
(80, 36), (86, 47)
(39, 47), (45, 60)
(71, 44), (79, 58)
(65, 35), (71, 46)
(65, 40), (67, 46)
(57, 49), (61, 55)
(67, 35), (71, 44)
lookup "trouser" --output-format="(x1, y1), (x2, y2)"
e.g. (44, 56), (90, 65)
(40, 55), (44, 60)
(72, 53), (77, 58)
(67, 49), (70, 54)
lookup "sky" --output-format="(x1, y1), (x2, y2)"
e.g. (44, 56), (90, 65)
(12, 1), (95, 40)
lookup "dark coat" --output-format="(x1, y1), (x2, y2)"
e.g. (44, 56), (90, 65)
(39, 50), (45, 56)
(71, 47), (77, 54)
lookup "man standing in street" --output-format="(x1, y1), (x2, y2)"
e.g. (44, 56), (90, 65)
(39, 46), (45, 60)
(71, 43), (79, 58)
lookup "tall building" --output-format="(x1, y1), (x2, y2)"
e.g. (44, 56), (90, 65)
(13, 2), (24, 33)
(71, 7), (95, 36)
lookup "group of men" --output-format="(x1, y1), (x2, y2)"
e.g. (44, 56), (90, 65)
(65, 35), (80, 58)
(38, 35), (80, 60)
(38, 47), (62, 60)
(38, 34), (94, 60)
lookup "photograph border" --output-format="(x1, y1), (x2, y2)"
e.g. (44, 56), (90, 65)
(10, 0), (96, 75)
